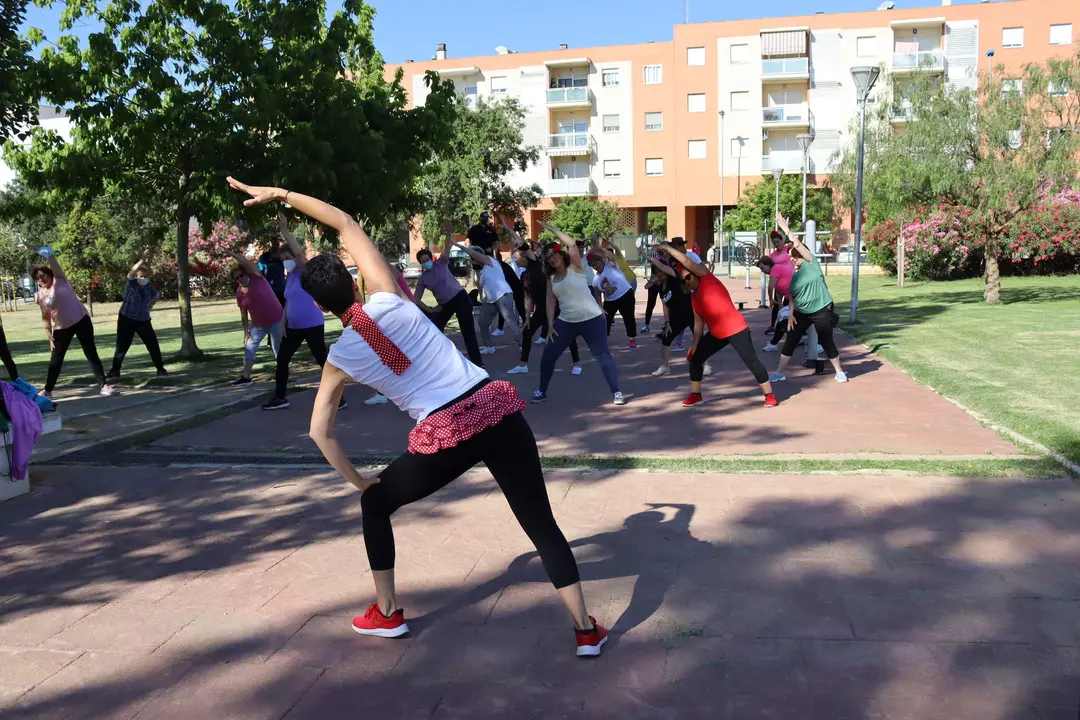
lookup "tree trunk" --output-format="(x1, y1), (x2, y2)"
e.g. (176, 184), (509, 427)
(175, 185), (202, 359)
(984, 235), (1001, 304)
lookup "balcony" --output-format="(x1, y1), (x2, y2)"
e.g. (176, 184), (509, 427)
(545, 177), (595, 197)
(761, 57), (809, 82)
(762, 103), (812, 128)
(892, 49), (945, 74)
(546, 132), (595, 157)
(761, 152), (810, 173)
(546, 86), (592, 109)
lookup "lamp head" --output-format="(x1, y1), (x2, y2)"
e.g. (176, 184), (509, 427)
(851, 66), (881, 103)
(796, 133), (814, 152)
(771, 168), (784, 181)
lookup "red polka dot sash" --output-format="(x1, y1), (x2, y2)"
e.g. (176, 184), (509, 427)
(341, 302), (411, 376)
(407, 381), (526, 455)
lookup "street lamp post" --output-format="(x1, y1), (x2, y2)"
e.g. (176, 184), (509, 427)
(767, 167), (783, 307)
(849, 65), (881, 324)
(796, 133), (813, 234)
(796, 132), (816, 366)
(986, 48), (995, 77)
(719, 109), (725, 267)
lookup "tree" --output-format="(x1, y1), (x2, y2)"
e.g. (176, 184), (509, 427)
(647, 211), (667, 240)
(8, 0), (456, 357)
(541, 196), (627, 241)
(419, 94), (542, 242)
(0, 0), (33, 139)
(722, 174), (833, 233)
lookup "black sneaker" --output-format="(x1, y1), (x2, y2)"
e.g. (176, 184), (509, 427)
(156, 368), (169, 377)
(106, 369), (120, 379)
(262, 397), (290, 411)
(338, 398), (348, 410)
(231, 376), (253, 387)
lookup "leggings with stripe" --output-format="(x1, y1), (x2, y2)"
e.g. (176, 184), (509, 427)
(477, 294), (522, 347)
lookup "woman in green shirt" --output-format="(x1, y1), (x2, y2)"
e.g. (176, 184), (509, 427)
(768, 214), (848, 384)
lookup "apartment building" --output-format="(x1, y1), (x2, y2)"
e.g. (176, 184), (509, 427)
(388, 0), (1078, 251)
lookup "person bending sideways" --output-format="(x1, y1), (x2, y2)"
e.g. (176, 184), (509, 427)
(226, 177), (609, 657)
(769, 213), (848, 384)
(588, 248), (637, 348)
(456, 242), (523, 355)
(229, 252), (283, 387)
(109, 256), (167, 379)
(414, 221), (485, 368)
(656, 243), (777, 409)
(30, 245), (113, 398)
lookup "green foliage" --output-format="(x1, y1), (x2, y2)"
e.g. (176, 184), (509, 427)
(419, 94), (542, 244)
(647, 211), (667, 240)
(0, 224), (33, 279)
(0, 0), (33, 139)
(541, 197), (626, 241)
(722, 174), (832, 233)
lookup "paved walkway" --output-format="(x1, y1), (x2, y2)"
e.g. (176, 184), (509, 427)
(2, 464), (1078, 718)
(153, 280), (1017, 459)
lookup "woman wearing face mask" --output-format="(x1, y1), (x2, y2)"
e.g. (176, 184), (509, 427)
(29, 244), (114, 398)
(107, 256), (167, 379)
(229, 252), (283, 387)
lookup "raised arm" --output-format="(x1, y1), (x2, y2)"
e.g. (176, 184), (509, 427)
(454, 243), (493, 266)
(649, 256), (677, 278)
(776, 212), (812, 261)
(128, 258), (145, 280)
(441, 219), (455, 258)
(230, 253), (262, 277)
(27, 243), (68, 282)
(538, 220), (582, 270)
(499, 217), (525, 249)
(227, 178), (398, 297)
(278, 212), (308, 266)
(652, 243), (707, 277)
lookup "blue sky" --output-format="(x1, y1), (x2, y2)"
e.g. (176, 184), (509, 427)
(23, 0), (995, 65)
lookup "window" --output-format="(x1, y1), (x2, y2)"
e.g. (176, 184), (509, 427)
(1050, 24), (1073, 46)
(602, 114), (620, 133)
(603, 159), (622, 178)
(1049, 79), (1069, 97)
(729, 44), (749, 64)
(687, 93), (706, 113)
(554, 74), (587, 88)
(1002, 27), (1024, 48)
(490, 76), (508, 94)
(644, 64), (663, 84)
(730, 91), (749, 111)
(1002, 78), (1023, 97)
(645, 158), (664, 176)
(730, 137), (746, 157)
(602, 68), (620, 87)
(462, 85), (477, 108)
(645, 111), (663, 131)
(688, 140), (707, 159)
(1007, 129), (1022, 149)
(687, 47), (706, 66)
(856, 36), (876, 57)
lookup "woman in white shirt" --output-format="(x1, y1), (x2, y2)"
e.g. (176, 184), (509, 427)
(457, 243), (523, 354)
(588, 249), (638, 349)
(532, 222), (625, 406)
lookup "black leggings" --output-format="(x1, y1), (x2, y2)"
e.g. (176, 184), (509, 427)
(362, 410), (580, 589)
(111, 314), (165, 374)
(428, 290), (484, 368)
(645, 284), (660, 326)
(689, 328), (770, 384)
(46, 314), (106, 392)
(520, 302), (580, 364)
(781, 303), (839, 360)
(603, 292), (637, 338)
(661, 306), (694, 348)
(275, 325), (328, 398)
(0, 327), (19, 380)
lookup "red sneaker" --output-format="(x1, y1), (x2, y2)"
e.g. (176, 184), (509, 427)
(575, 616), (609, 657)
(764, 393), (779, 408)
(628, 338), (637, 349)
(352, 603), (409, 638)
(682, 393), (704, 408)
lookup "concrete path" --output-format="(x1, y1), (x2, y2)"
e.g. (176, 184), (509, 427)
(2, 463), (1078, 719)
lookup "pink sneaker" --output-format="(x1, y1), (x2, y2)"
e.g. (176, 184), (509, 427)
(100, 385), (116, 396)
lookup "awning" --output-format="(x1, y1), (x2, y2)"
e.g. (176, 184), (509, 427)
(544, 57), (591, 68)
(435, 66), (480, 76)
(890, 17), (945, 29)
(761, 29), (808, 57)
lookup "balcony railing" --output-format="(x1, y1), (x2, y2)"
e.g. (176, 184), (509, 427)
(545, 177), (593, 197)
(892, 49), (944, 71)
(762, 103), (810, 125)
(546, 132), (593, 153)
(761, 57), (809, 76)
(761, 152), (809, 173)
(546, 86), (590, 105)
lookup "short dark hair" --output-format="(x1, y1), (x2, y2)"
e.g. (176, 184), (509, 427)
(32, 266), (53, 281)
(758, 256), (775, 271)
(416, 248), (433, 262)
(300, 254), (356, 315)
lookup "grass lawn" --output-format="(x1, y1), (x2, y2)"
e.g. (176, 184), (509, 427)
(0, 297), (344, 390)
(826, 274), (1080, 465)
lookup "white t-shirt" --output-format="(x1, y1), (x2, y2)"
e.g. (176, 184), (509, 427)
(509, 257), (526, 279)
(686, 251), (702, 264)
(478, 260), (512, 303)
(551, 266), (602, 323)
(327, 293), (488, 422)
(593, 263), (632, 302)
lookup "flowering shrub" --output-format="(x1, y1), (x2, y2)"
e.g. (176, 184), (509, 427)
(897, 205), (981, 281)
(864, 218), (901, 274)
(189, 221), (250, 298)
(1003, 199), (1080, 275)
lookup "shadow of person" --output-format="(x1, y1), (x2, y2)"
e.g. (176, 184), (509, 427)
(412, 503), (711, 639)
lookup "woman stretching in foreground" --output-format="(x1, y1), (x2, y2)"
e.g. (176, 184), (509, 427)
(226, 177), (608, 657)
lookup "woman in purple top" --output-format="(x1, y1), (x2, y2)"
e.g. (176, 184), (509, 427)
(31, 246), (114, 398)
(263, 214), (347, 411)
(413, 220), (484, 368)
(230, 252), (283, 386)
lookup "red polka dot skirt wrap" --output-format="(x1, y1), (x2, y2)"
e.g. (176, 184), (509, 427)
(407, 380), (526, 455)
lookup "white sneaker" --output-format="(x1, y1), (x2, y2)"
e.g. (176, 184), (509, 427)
(480, 346), (497, 355)
(769, 372), (787, 383)
(613, 392), (627, 406)
(507, 365), (529, 375)
(100, 384), (116, 396)
(364, 392), (389, 406)
(492, 329), (504, 337)
(763, 343), (780, 352)
(639, 324), (650, 333)
(534, 336), (546, 345)
(703, 364), (713, 377)
(835, 371), (849, 383)
(651, 365), (671, 377)
(571, 365), (583, 376)
(817, 344), (824, 356)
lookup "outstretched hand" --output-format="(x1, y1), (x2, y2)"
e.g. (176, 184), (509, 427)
(277, 212), (290, 235)
(227, 177), (286, 207)
(442, 219), (454, 235)
(775, 212), (791, 236)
